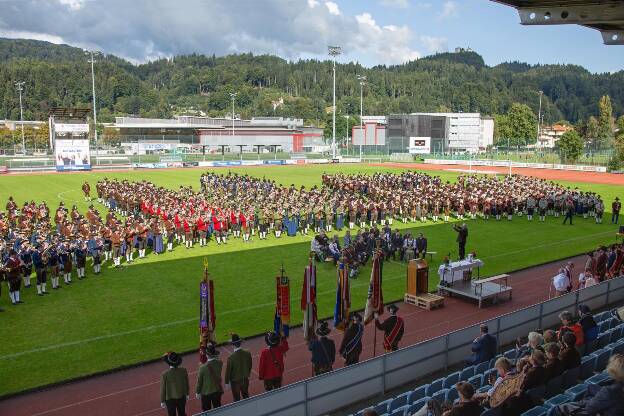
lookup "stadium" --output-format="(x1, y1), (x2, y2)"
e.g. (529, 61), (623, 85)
(1, 1), (624, 416)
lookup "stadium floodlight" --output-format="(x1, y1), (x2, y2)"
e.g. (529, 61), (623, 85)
(328, 46), (342, 159)
(86, 50), (101, 164)
(15, 81), (26, 153)
(536, 90), (543, 148)
(357, 74), (366, 159)
(229, 92), (238, 149)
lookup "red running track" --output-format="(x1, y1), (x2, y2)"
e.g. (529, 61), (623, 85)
(372, 162), (624, 186)
(0, 255), (595, 416)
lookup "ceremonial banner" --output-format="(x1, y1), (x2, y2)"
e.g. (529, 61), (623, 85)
(364, 253), (384, 325)
(274, 272), (291, 337)
(301, 259), (317, 340)
(200, 279), (216, 333)
(333, 261), (350, 331)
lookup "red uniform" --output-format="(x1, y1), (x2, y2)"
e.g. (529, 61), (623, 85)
(258, 339), (289, 381)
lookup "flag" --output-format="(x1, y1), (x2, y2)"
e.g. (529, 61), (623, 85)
(274, 272), (291, 337)
(364, 252), (384, 325)
(301, 259), (317, 340)
(200, 279), (216, 335)
(333, 261), (351, 331)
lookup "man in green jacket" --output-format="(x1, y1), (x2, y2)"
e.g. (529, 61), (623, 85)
(160, 351), (189, 416)
(225, 333), (253, 401)
(196, 343), (223, 411)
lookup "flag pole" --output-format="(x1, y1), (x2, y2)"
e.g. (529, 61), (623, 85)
(372, 240), (383, 358)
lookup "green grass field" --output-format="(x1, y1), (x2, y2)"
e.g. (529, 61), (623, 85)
(0, 164), (622, 396)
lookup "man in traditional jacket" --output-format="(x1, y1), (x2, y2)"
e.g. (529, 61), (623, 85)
(224, 333), (252, 402)
(375, 304), (404, 352)
(339, 312), (364, 366)
(308, 321), (336, 375)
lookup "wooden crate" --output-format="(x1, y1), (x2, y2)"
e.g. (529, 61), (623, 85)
(404, 292), (445, 310)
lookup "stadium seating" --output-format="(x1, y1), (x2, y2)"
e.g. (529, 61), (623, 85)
(349, 313), (623, 416)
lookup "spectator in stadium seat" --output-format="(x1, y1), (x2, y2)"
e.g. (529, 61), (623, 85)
(160, 352), (189, 416)
(465, 324), (497, 366)
(544, 343), (564, 382)
(551, 354), (624, 416)
(362, 409), (379, 416)
(557, 311), (584, 350)
(578, 304), (598, 353)
(515, 331), (544, 361)
(473, 357), (516, 403)
(543, 329), (558, 346)
(505, 351), (548, 415)
(558, 332), (581, 371)
(443, 382), (483, 416)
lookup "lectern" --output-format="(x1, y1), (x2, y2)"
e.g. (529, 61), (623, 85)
(405, 258), (444, 310)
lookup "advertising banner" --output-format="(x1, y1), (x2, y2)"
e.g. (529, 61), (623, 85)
(55, 139), (91, 171)
(55, 123), (89, 134)
(408, 137), (431, 154)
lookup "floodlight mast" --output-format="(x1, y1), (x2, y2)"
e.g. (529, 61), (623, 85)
(328, 46), (341, 159)
(15, 81), (26, 153)
(357, 74), (366, 159)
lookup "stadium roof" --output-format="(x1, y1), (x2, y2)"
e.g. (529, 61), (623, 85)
(49, 107), (91, 120)
(493, 0), (624, 45)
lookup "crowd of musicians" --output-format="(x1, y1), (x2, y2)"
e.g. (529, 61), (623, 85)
(0, 171), (616, 310)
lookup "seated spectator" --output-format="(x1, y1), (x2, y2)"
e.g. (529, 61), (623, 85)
(559, 332), (581, 371)
(551, 354), (624, 416)
(515, 331), (544, 361)
(415, 232), (427, 259)
(557, 311), (584, 350)
(362, 409), (379, 416)
(328, 235), (341, 263)
(578, 269), (597, 289)
(443, 382), (483, 416)
(466, 324), (497, 366)
(518, 350), (547, 391)
(544, 343), (564, 381)
(577, 304), (598, 353)
(473, 357), (516, 404)
(543, 329), (558, 346)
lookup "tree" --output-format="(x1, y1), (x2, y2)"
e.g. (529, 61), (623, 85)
(322, 113), (360, 146)
(585, 116), (599, 147)
(596, 95), (614, 150)
(556, 130), (584, 163)
(614, 115), (624, 164)
(494, 103), (536, 147)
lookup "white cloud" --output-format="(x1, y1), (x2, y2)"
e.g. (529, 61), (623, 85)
(0, 0), (427, 66)
(420, 35), (447, 53)
(379, 0), (409, 7)
(324, 1), (340, 16)
(439, 1), (458, 19)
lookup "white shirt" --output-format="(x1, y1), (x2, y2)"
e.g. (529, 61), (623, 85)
(553, 273), (569, 291)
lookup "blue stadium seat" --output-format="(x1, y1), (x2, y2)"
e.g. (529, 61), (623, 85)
(477, 385), (491, 394)
(443, 371), (460, 389)
(586, 372), (611, 386)
(431, 388), (448, 404)
(445, 387), (459, 403)
(411, 385), (428, 403)
(503, 349), (516, 360)
(390, 405), (410, 416)
(388, 393), (410, 413)
(480, 407), (501, 416)
(426, 378), (445, 396)
(597, 332), (611, 349)
(613, 324), (624, 341)
(408, 398), (428, 415)
(594, 311), (610, 323)
(594, 349), (611, 371)
(468, 374), (484, 389)
(374, 399), (394, 415)
(580, 355), (596, 379)
(520, 406), (548, 416)
(526, 385), (546, 403)
(460, 365), (475, 381)
(614, 339), (624, 355)
(489, 355), (502, 369)
(484, 368), (497, 384)
(598, 319), (611, 333)
(546, 374), (563, 398)
(565, 383), (588, 401)
(475, 361), (489, 376)
(609, 318), (620, 329)
(543, 393), (572, 408)
(562, 367), (580, 389)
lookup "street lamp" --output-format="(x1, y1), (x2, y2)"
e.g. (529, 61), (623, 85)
(229, 92), (238, 158)
(357, 74), (366, 159)
(328, 45), (341, 159)
(15, 81), (26, 153)
(536, 90), (543, 148)
(86, 51), (101, 164)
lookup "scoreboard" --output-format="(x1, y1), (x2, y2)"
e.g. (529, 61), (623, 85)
(408, 136), (431, 154)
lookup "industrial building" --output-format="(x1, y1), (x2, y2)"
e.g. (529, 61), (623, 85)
(352, 113), (494, 154)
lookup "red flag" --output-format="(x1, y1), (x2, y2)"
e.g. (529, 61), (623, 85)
(301, 260), (317, 340)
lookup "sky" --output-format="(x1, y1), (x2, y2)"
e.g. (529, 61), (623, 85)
(0, 0), (622, 73)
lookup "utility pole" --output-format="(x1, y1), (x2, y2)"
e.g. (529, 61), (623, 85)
(230, 92), (237, 158)
(357, 74), (366, 159)
(87, 51), (100, 164)
(328, 46), (341, 159)
(15, 81), (26, 153)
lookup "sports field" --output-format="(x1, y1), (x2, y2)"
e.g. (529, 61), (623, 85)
(0, 164), (622, 397)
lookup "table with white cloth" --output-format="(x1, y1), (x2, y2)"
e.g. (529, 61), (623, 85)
(438, 258), (484, 285)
